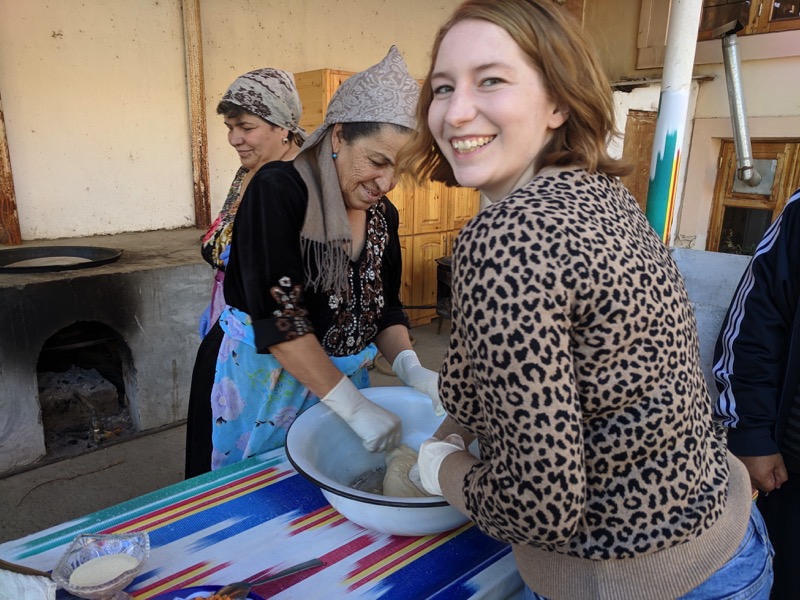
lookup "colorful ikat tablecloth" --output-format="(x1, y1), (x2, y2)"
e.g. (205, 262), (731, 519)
(0, 448), (523, 599)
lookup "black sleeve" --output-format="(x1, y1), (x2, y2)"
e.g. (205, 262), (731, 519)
(222, 163), (311, 352)
(378, 197), (410, 332)
(713, 190), (800, 456)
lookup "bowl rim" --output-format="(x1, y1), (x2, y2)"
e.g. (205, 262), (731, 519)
(285, 386), (450, 508)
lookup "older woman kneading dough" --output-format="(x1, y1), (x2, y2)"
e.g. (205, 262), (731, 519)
(185, 47), (440, 477)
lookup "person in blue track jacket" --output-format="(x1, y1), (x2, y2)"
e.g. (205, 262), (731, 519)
(713, 187), (800, 600)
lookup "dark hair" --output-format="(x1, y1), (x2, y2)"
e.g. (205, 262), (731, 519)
(338, 122), (413, 144)
(398, 0), (629, 186)
(216, 100), (300, 147)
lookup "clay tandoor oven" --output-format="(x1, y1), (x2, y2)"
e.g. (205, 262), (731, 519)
(0, 231), (208, 474)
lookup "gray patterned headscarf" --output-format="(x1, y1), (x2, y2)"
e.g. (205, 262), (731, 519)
(221, 68), (307, 143)
(294, 46), (419, 296)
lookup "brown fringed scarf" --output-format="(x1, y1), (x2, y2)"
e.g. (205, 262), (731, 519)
(294, 129), (353, 296)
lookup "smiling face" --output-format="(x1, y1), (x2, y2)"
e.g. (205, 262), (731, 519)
(225, 111), (288, 171)
(427, 19), (567, 201)
(331, 124), (411, 211)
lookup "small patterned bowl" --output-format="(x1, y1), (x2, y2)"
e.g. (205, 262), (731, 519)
(51, 532), (150, 599)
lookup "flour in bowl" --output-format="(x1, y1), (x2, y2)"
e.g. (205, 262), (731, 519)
(69, 553), (140, 587)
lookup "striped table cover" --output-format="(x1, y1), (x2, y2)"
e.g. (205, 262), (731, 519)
(0, 448), (523, 599)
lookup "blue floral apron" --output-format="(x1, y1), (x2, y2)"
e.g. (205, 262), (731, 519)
(210, 307), (376, 470)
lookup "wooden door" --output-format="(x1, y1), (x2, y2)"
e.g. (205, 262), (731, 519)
(620, 110), (657, 214)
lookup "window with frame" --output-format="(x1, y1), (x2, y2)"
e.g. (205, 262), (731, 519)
(707, 139), (800, 255)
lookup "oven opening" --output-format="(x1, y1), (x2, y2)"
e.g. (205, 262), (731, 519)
(37, 321), (137, 460)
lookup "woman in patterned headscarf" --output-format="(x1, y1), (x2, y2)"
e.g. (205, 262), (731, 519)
(185, 47), (441, 478)
(198, 68), (308, 339)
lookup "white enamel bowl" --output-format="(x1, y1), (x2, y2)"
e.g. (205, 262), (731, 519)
(285, 386), (470, 537)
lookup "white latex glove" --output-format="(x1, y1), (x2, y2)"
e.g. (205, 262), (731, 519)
(414, 434), (466, 496)
(321, 375), (402, 452)
(392, 350), (444, 416)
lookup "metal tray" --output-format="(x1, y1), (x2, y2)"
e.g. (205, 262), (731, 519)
(0, 246), (122, 273)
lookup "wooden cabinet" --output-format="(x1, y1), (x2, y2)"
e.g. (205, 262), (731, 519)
(295, 68), (481, 326)
(294, 69), (353, 136)
(407, 232), (448, 324)
(448, 185), (482, 231)
(414, 184), (448, 234)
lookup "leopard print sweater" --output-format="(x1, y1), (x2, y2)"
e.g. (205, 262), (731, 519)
(437, 167), (752, 599)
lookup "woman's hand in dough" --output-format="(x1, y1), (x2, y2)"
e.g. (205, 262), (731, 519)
(415, 434), (466, 496)
(321, 375), (402, 452)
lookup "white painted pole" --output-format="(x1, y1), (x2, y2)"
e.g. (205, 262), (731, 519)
(645, 0), (703, 244)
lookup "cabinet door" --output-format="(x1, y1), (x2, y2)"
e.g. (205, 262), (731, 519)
(294, 69), (353, 136)
(445, 230), (458, 257)
(413, 182), (448, 234)
(329, 70), (351, 94)
(406, 232), (447, 326)
(448, 186), (481, 230)
(398, 235), (413, 307)
(295, 69), (328, 135)
(387, 183), (413, 237)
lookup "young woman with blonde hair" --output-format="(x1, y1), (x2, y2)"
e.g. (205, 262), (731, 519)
(402, 1), (773, 598)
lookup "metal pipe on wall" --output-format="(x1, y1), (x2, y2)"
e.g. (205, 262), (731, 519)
(182, 0), (211, 230)
(0, 93), (22, 246)
(716, 21), (761, 187)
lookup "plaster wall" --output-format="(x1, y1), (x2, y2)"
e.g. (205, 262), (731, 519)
(198, 0), (459, 220)
(0, 0), (462, 241)
(0, 0), (193, 240)
(693, 56), (800, 120)
(583, 0), (653, 81)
